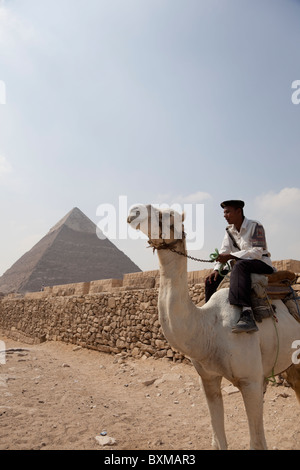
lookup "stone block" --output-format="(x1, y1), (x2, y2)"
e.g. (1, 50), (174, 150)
(108, 297), (116, 308)
(123, 270), (159, 288)
(24, 291), (47, 300)
(89, 279), (123, 293)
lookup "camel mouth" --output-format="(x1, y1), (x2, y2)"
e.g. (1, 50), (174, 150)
(127, 213), (138, 224)
(127, 207), (141, 225)
(127, 205), (147, 227)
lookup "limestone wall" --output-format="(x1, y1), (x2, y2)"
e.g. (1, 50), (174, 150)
(272, 260), (300, 273)
(0, 279), (206, 362)
(0, 260), (299, 363)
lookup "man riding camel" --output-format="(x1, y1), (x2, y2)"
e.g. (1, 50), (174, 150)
(205, 200), (275, 333)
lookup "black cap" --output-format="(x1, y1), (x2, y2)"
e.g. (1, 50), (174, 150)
(220, 200), (245, 209)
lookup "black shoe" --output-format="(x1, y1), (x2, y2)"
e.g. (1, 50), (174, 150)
(232, 309), (259, 334)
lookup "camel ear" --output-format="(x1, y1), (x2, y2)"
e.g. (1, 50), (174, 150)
(182, 211), (185, 222)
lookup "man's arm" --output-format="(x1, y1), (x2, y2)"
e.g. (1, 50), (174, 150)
(217, 222), (269, 262)
(213, 230), (233, 271)
(216, 253), (238, 264)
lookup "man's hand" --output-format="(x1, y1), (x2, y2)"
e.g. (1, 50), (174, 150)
(206, 270), (219, 284)
(216, 253), (234, 264)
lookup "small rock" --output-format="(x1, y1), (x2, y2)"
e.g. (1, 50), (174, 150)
(62, 363), (70, 368)
(277, 392), (290, 398)
(95, 435), (117, 446)
(142, 378), (157, 387)
(131, 347), (140, 357)
(153, 439), (164, 446)
(0, 377), (8, 388)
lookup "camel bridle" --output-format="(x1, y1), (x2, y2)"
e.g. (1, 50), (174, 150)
(147, 224), (214, 264)
(129, 207), (214, 263)
(147, 231), (186, 251)
(148, 217), (215, 263)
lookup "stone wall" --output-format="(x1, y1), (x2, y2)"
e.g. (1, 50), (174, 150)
(0, 274), (206, 363)
(0, 260), (299, 363)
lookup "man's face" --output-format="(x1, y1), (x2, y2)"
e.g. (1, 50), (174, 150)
(223, 206), (241, 225)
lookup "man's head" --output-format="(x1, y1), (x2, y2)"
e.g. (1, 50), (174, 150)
(220, 200), (244, 227)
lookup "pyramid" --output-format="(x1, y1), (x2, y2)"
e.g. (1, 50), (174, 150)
(0, 207), (141, 293)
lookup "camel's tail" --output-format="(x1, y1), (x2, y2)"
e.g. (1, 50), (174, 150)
(282, 363), (300, 404)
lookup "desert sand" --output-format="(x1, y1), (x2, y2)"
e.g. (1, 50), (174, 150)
(0, 336), (300, 451)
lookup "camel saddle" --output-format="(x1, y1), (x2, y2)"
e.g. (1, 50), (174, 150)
(251, 270), (300, 323)
(218, 270), (300, 323)
(265, 270), (297, 299)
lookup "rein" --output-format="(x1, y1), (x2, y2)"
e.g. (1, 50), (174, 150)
(147, 237), (230, 274)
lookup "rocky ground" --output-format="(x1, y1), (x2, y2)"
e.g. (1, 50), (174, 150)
(0, 336), (300, 451)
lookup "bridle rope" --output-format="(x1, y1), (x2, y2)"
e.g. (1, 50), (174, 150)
(147, 233), (229, 274)
(147, 233), (218, 264)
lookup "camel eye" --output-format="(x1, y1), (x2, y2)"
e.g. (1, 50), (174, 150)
(131, 208), (140, 219)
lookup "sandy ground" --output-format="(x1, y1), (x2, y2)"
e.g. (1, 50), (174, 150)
(0, 336), (300, 452)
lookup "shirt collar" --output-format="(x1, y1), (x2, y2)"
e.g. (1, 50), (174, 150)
(229, 217), (249, 234)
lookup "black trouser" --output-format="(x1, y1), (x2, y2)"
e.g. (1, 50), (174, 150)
(205, 259), (274, 306)
(205, 270), (229, 302)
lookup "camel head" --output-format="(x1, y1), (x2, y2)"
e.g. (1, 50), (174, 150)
(127, 204), (185, 251)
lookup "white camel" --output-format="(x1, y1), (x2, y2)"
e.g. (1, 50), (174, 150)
(127, 204), (300, 450)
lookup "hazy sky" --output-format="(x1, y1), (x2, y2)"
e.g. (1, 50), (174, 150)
(0, 0), (300, 275)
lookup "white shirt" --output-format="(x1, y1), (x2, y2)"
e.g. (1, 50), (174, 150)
(214, 217), (274, 272)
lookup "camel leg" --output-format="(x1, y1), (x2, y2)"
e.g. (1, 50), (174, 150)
(200, 375), (227, 450)
(238, 379), (267, 450)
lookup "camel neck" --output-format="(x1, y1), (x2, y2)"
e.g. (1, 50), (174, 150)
(157, 243), (188, 288)
(156, 242), (210, 361)
(156, 243), (195, 343)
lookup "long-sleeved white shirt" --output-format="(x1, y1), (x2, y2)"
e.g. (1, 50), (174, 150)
(214, 217), (274, 272)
